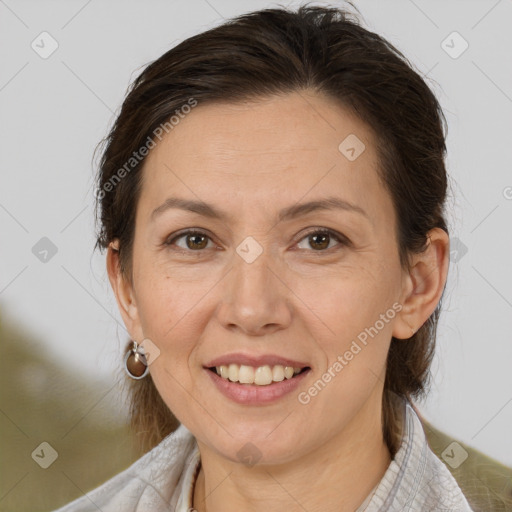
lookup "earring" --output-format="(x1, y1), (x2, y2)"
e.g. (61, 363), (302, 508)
(124, 340), (149, 379)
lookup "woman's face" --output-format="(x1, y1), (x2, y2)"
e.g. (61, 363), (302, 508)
(119, 91), (411, 464)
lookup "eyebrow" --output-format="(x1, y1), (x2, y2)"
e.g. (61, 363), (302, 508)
(151, 196), (369, 223)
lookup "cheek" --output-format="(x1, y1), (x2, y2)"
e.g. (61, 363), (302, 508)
(133, 252), (209, 341)
(135, 274), (207, 411)
(133, 266), (216, 384)
(136, 276), (177, 340)
(303, 261), (400, 396)
(306, 259), (400, 338)
(306, 283), (395, 423)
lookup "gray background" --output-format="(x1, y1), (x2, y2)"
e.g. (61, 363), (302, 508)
(1, 0), (511, 466)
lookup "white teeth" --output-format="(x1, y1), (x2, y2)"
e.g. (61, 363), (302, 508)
(284, 366), (294, 379)
(238, 365), (255, 384)
(228, 363), (239, 382)
(215, 364), (306, 385)
(272, 365), (285, 382)
(254, 365), (273, 385)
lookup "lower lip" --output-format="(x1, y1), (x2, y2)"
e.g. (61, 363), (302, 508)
(205, 368), (311, 405)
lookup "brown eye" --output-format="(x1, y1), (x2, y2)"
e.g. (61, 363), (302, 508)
(308, 232), (330, 250)
(296, 229), (347, 252)
(185, 233), (208, 250)
(166, 230), (212, 251)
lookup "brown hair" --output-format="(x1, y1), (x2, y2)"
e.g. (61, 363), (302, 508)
(94, 3), (449, 457)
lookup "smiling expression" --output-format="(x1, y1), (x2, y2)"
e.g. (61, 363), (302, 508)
(115, 90), (410, 464)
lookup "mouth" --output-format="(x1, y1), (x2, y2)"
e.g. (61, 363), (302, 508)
(204, 363), (312, 405)
(206, 364), (311, 386)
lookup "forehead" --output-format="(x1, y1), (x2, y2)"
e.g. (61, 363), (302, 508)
(138, 91), (392, 225)
(146, 91), (374, 167)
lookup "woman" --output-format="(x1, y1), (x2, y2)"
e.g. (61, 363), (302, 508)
(54, 3), (474, 511)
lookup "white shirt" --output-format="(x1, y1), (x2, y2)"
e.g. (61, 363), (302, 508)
(52, 400), (474, 511)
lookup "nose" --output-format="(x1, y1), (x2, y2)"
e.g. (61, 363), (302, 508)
(215, 248), (292, 336)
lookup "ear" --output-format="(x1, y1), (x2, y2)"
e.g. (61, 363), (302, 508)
(106, 240), (143, 341)
(392, 228), (450, 339)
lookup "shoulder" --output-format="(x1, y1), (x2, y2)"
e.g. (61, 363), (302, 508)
(421, 415), (512, 511)
(51, 424), (196, 512)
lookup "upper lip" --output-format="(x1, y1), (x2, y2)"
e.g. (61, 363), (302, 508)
(204, 353), (310, 369)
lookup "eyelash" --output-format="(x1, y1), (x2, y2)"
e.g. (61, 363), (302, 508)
(164, 228), (349, 254)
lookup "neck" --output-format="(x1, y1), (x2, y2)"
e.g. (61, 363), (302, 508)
(192, 393), (393, 512)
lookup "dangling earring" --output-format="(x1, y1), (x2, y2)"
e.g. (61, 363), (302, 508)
(124, 340), (149, 379)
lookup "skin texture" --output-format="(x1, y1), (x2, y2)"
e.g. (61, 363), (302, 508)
(107, 90), (449, 512)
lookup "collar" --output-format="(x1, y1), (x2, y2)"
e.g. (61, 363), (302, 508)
(150, 399), (472, 511)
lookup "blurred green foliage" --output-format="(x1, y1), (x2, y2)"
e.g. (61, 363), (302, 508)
(0, 315), (139, 511)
